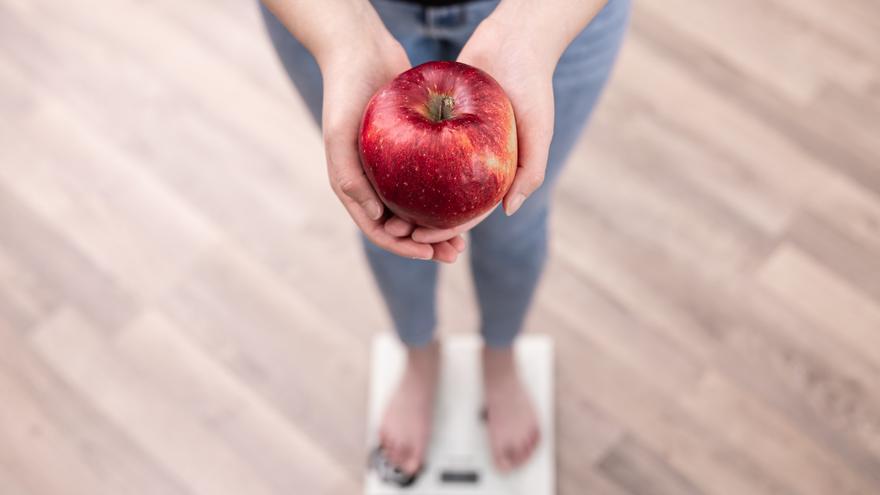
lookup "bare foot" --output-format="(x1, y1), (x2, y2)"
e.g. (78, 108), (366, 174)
(378, 340), (440, 475)
(482, 346), (541, 472)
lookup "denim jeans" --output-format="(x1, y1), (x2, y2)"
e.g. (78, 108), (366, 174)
(260, 0), (630, 348)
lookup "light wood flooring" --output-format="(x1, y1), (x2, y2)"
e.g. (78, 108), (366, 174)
(1, 0), (879, 493)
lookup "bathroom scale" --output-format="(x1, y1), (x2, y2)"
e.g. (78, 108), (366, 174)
(365, 333), (554, 495)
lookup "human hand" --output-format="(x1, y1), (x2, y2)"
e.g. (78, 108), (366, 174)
(399, 16), (557, 245)
(318, 27), (465, 263)
(459, 17), (556, 218)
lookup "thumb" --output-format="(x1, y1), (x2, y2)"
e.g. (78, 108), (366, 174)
(336, 171), (384, 221)
(326, 135), (384, 221)
(504, 98), (553, 216)
(504, 165), (546, 216)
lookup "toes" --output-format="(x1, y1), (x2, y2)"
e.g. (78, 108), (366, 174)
(396, 443), (413, 470)
(384, 439), (420, 474)
(384, 439), (402, 468)
(391, 445), (408, 470)
(513, 428), (541, 467)
(506, 443), (523, 469)
(402, 450), (421, 476)
(378, 430), (391, 457)
(492, 442), (514, 472)
(492, 428), (541, 472)
(494, 454), (512, 472)
(513, 438), (532, 466)
(530, 427), (541, 451)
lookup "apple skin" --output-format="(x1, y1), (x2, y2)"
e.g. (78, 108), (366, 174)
(358, 60), (517, 229)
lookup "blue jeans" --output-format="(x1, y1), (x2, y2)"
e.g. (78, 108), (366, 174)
(261, 0), (630, 348)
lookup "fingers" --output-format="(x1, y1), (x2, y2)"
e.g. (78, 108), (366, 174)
(368, 223), (434, 261)
(412, 225), (459, 244)
(411, 206), (495, 243)
(326, 133), (384, 221)
(381, 212), (467, 263)
(431, 238), (464, 264)
(384, 216), (415, 237)
(325, 126), (469, 263)
(324, 130), (436, 259)
(448, 235), (466, 253)
(343, 199), (434, 260)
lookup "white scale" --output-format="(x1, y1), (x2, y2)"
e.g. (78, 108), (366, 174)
(365, 333), (554, 495)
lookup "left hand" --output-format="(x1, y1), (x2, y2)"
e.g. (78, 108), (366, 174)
(393, 16), (557, 244)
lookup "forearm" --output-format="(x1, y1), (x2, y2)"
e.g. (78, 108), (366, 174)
(486, 0), (608, 63)
(261, 0), (393, 69)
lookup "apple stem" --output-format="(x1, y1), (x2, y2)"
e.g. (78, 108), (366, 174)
(427, 94), (456, 122)
(439, 95), (454, 121)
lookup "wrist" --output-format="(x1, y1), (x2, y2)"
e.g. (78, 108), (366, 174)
(482, 7), (568, 62)
(479, 0), (607, 67)
(468, 14), (563, 74)
(313, 10), (398, 73)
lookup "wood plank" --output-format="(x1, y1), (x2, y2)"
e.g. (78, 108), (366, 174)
(116, 312), (357, 493)
(758, 244), (880, 368)
(554, 203), (880, 485)
(158, 244), (371, 475)
(0, 351), (109, 495)
(0, 183), (135, 331)
(29, 308), (282, 495)
(0, 319), (192, 495)
(767, 0), (880, 58)
(629, 8), (880, 196)
(0, 245), (56, 332)
(0, 460), (36, 495)
(543, 310), (792, 495)
(597, 435), (704, 495)
(680, 371), (876, 495)
(0, 100), (221, 302)
(559, 468), (632, 495)
(787, 211), (880, 304)
(636, 0), (875, 102)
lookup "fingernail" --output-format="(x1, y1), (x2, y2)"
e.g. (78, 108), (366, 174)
(506, 193), (525, 216)
(364, 199), (382, 220)
(454, 239), (466, 253)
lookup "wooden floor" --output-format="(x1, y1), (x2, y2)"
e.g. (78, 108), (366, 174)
(1, 0), (879, 493)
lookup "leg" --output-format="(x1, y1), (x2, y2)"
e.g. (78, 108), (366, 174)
(463, 0), (632, 470)
(470, 191), (551, 348)
(260, 2), (441, 348)
(472, 0), (632, 347)
(260, 0), (448, 475)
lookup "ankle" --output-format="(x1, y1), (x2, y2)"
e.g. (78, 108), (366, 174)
(405, 340), (440, 373)
(482, 346), (516, 370)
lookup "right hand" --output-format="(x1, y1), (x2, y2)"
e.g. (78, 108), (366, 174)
(318, 30), (465, 263)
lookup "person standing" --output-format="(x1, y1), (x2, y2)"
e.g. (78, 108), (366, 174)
(260, 0), (630, 475)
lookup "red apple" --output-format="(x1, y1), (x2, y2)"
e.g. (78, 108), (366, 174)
(358, 60), (517, 229)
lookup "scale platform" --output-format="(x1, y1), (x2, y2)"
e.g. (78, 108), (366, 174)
(365, 333), (554, 495)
